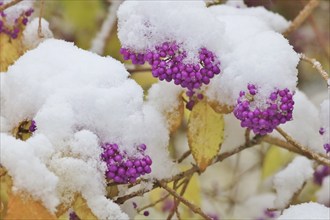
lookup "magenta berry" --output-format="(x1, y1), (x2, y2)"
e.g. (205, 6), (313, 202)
(0, 7), (34, 39)
(29, 120), (37, 132)
(234, 84), (294, 135)
(120, 42), (221, 110)
(324, 143), (330, 154)
(313, 165), (330, 185)
(69, 211), (80, 220)
(101, 143), (152, 184)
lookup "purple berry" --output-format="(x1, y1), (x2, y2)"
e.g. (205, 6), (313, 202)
(234, 85), (294, 135)
(101, 142), (153, 184)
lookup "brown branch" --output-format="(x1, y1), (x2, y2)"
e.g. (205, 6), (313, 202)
(245, 128), (251, 145)
(128, 68), (152, 74)
(38, 0), (45, 38)
(0, 0), (22, 12)
(115, 135), (263, 204)
(136, 193), (170, 213)
(158, 180), (212, 220)
(283, 0), (320, 37)
(275, 127), (330, 166)
(300, 53), (329, 87)
(176, 150), (191, 163)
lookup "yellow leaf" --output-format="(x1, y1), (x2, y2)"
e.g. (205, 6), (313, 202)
(73, 195), (97, 220)
(5, 193), (56, 220)
(166, 95), (184, 134)
(0, 168), (12, 219)
(188, 101), (225, 172)
(130, 71), (158, 92)
(0, 33), (24, 72)
(208, 100), (234, 114)
(261, 145), (294, 179)
(11, 120), (34, 141)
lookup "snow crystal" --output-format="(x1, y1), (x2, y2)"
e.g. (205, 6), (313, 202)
(1, 39), (174, 217)
(23, 18), (54, 50)
(273, 157), (313, 209)
(117, 0), (225, 62)
(0, 134), (59, 213)
(278, 202), (330, 220)
(272, 90), (324, 154)
(209, 4), (290, 34)
(206, 31), (299, 108)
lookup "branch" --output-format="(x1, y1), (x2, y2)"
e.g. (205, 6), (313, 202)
(90, 0), (123, 55)
(176, 150), (191, 163)
(0, 0), (22, 12)
(275, 127), (330, 166)
(158, 181), (212, 220)
(38, 0), (45, 38)
(300, 53), (330, 87)
(283, 0), (320, 37)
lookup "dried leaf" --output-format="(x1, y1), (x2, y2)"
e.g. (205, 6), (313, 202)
(0, 168), (12, 219)
(0, 33), (24, 72)
(188, 101), (225, 172)
(73, 194), (97, 220)
(5, 193), (56, 220)
(208, 100), (234, 114)
(166, 96), (184, 134)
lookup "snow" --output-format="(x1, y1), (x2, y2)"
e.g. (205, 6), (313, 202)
(316, 176), (330, 207)
(0, 134), (59, 213)
(272, 90), (324, 154)
(278, 202), (330, 220)
(23, 18), (54, 50)
(273, 157), (314, 209)
(0, 39), (175, 218)
(206, 31), (299, 108)
(117, 0), (225, 63)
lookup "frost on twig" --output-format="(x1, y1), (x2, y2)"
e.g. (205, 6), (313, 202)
(90, 0), (123, 55)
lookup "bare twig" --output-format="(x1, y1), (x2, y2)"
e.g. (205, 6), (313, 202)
(283, 0), (320, 37)
(136, 193), (170, 213)
(176, 150), (191, 163)
(245, 128), (251, 145)
(300, 53), (329, 87)
(158, 181), (212, 220)
(38, 0), (45, 38)
(275, 127), (330, 166)
(115, 135), (263, 204)
(128, 68), (152, 74)
(0, 0), (22, 12)
(90, 0), (123, 54)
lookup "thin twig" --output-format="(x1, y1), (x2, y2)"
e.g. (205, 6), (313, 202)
(38, 0), (45, 38)
(115, 136), (263, 204)
(300, 53), (329, 87)
(158, 181), (212, 220)
(0, 0), (22, 12)
(176, 150), (191, 163)
(128, 68), (152, 74)
(90, 0), (123, 54)
(275, 127), (330, 166)
(136, 193), (170, 213)
(283, 0), (320, 37)
(245, 128), (251, 145)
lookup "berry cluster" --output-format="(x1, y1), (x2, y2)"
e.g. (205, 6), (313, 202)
(319, 127), (330, 153)
(29, 120), (37, 132)
(0, 3), (33, 39)
(313, 165), (330, 185)
(101, 143), (152, 184)
(120, 42), (221, 110)
(234, 84), (294, 135)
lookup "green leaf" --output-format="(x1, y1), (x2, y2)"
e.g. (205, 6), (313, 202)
(187, 101), (225, 172)
(262, 145), (294, 179)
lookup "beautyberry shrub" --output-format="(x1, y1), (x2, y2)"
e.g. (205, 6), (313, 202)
(120, 42), (221, 110)
(101, 143), (152, 184)
(234, 84), (294, 135)
(0, 3), (33, 39)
